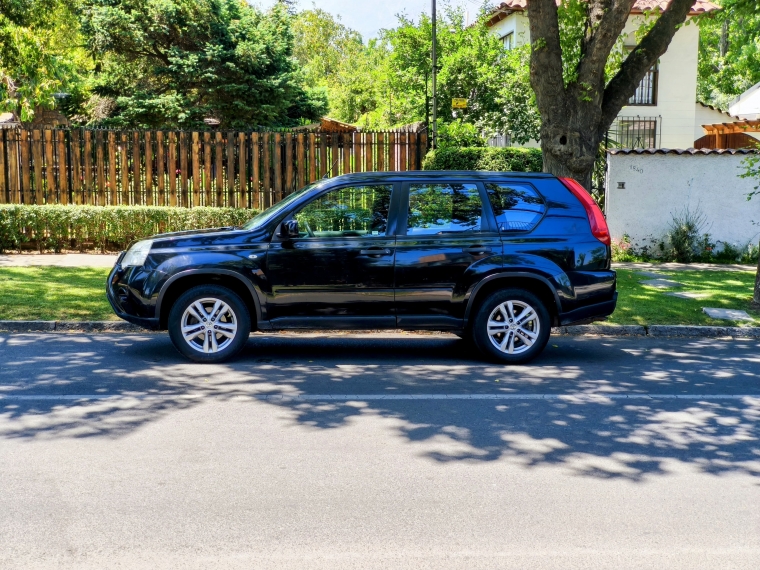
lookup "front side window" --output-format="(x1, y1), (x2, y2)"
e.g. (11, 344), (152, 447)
(486, 183), (546, 232)
(407, 183), (483, 235)
(293, 184), (393, 238)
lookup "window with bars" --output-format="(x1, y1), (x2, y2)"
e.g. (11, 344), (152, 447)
(628, 65), (658, 106)
(607, 116), (661, 149)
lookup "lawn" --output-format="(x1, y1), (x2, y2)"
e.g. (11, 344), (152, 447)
(0, 266), (758, 326)
(609, 269), (759, 326)
(0, 267), (115, 321)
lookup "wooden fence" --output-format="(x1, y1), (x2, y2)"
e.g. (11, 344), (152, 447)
(0, 128), (428, 208)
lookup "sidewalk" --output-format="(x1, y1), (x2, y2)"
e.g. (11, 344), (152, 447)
(0, 254), (118, 267)
(613, 262), (755, 272)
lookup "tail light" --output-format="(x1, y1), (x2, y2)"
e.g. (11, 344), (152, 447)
(558, 177), (611, 246)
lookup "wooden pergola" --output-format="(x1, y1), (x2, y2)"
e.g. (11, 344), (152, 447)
(699, 120), (760, 149)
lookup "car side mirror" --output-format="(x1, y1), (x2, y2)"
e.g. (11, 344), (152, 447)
(280, 220), (299, 238)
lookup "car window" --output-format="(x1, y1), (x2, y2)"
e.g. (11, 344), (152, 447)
(406, 183), (483, 235)
(485, 183), (546, 232)
(293, 184), (393, 239)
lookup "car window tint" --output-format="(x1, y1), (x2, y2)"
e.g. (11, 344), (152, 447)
(407, 183), (483, 235)
(485, 183), (546, 232)
(294, 185), (393, 238)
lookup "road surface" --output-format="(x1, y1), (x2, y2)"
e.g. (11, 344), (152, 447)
(0, 332), (758, 569)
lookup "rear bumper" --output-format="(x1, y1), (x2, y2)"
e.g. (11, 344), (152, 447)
(558, 292), (617, 326)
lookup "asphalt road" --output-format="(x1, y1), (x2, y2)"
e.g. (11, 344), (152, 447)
(0, 332), (758, 570)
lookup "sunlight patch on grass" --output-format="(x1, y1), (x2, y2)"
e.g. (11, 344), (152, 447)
(0, 267), (114, 321)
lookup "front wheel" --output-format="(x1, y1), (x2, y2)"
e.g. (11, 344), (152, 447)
(472, 289), (551, 364)
(168, 285), (251, 363)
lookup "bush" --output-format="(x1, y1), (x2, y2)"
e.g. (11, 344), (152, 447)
(0, 205), (257, 253)
(436, 121), (486, 149)
(422, 146), (543, 172)
(664, 206), (711, 263)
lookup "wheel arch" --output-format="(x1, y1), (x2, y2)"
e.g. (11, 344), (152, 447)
(156, 269), (262, 330)
(463, 272), (562, 328)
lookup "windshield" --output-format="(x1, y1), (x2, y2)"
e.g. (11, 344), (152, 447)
(240, 182), (322, 230)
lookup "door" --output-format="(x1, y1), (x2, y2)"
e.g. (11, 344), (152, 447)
(394, 180), (503, 328)
(265, 183), (397, 327)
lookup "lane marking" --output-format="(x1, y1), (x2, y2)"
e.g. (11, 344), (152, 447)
(0, 393), (758, 402)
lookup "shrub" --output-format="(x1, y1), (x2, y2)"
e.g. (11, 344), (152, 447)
(0, 205), (257, 253)
(436, 121), (486, 149)
(664, 206), (711, 263)
(422, 146), (543, 172)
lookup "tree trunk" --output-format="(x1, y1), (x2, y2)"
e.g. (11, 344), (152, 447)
(754, 239), (760, 306)
(526, 0), (697, 193)
(539, 125), (599, 191)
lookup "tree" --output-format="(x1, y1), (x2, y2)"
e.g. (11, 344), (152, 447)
(698, 0), (760, 109)
(0, 0), (87, 121)
(292, 6), (363, 88)
(81, 0), (326, 128)
(526, 0), (702, 190)
(739, 155), (760, 305)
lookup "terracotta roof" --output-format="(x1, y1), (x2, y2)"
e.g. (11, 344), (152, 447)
(607, 148), (759, 155)
(487, 1), (720, 25)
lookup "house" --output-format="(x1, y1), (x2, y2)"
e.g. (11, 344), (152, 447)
(729, 81), (760, 121)
(485, 0), (721, 149)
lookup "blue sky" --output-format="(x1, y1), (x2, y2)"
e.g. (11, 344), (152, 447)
(256, 0), (485, 41)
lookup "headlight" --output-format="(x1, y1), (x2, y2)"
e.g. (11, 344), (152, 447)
(121, 240), (153, 267)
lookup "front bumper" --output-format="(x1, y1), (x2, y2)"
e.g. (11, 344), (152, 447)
(558, 292), (618, 326)
(106, 262), (160, 330)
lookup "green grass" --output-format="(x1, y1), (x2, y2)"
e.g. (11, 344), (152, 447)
(0, 266), (758, 327)
(608, 269), (760, 326)
(0, 267), (114, 321)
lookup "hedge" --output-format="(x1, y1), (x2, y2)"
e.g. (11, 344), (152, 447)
(422, 146), (543, 173)
(0, 205), (257, 253)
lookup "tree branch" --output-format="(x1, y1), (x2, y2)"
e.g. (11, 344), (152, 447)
(600, 0), (696, 129)
(576, 0), (636, 94)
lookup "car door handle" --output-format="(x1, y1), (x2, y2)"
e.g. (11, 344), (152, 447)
(359, 248), (393, 257)
(463, 246), (492, 255)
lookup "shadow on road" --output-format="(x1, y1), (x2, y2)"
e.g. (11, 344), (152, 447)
(0, 333), (759, 482)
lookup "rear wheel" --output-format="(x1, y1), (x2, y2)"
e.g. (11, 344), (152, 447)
(168, 285), (251, 363)
(472, 288), (550, 364)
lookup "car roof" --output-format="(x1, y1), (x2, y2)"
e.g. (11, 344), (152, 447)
(327, 170), (555, 183)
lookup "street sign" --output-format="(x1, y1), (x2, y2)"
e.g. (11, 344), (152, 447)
(452, 98), (467, 109)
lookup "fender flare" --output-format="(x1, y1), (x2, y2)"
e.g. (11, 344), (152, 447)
(463, 271), (563, 324)
(155, 268), (264, 325)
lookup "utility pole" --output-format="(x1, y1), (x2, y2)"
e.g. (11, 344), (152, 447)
(431, 0), (437, 150)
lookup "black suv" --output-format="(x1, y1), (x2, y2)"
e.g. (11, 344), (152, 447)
(107, 171), (616, 364)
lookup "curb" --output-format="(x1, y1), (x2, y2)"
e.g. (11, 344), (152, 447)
(0, 321), (145, 333)
(0, 321), (759, 338)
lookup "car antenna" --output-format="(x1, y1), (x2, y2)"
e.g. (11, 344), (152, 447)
(322, 158), (341, 179)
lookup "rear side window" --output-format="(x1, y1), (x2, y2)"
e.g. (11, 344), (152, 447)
(485, 183), (546, 232)
(406, 183), (483, 235)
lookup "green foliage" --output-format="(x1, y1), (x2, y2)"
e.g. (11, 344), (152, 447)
(292, 5), (540, 142)
(422, 146), (543, 172)
(81, 0), (326, 128)
(0, 205), (256, 253)
(664, 206), (712, 263)
(740, 154), (760, 200)
(436, 120), (485, 149)
(0, 0), (89, 121)
(698, 0), (760, 109)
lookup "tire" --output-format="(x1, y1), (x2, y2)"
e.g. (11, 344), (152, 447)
(471, 288), (551, 364)
(168, 285), (251, 363)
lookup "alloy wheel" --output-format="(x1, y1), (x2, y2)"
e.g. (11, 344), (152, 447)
(180, 297), (238, 354)
(486, 300), (540, 355)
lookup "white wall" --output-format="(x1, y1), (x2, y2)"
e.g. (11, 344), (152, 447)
(618, 17), (698, 149)
(606, 152), (760, 249)
(729, 82), (760, 120)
